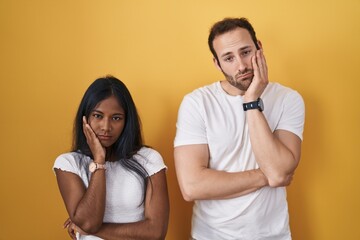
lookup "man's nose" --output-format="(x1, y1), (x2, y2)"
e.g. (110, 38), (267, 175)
(237, 57), (247, 73)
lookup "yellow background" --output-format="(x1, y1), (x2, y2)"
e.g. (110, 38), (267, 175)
(1, 0), (359, 239)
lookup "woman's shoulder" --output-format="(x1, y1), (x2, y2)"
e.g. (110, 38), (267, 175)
(53, 151), (91, 173)
(137, 146), (162, 159)
(135, 147), (167, 175)
(55, 151), (90, 162)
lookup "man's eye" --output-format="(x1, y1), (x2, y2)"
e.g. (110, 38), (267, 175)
(242, 50), (251, 56)
(224, 56), (234, 62)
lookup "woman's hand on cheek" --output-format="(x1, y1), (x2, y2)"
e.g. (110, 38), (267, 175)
(83, 116), (106, 163)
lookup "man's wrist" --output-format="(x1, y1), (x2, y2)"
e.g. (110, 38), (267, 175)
(243, 96), (258, 103)
(254, 169), (269, 187)
(243, 98), (264, 112)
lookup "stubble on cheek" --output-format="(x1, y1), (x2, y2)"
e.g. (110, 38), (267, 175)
(223, 71), (253, 92)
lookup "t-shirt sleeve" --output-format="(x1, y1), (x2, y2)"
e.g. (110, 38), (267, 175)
(276, 90), (305, 140)
(53, 153), (82, 176)
(174, 94), (208, 147)
(53, 153), (90, 188)
(139, 148), (167, 176)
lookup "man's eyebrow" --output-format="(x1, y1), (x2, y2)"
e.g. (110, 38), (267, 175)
(239, 46), (251, 51)
(220, 52), (233, 58)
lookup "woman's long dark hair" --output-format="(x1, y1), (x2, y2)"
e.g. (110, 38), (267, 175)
(72, 75), (149, 199)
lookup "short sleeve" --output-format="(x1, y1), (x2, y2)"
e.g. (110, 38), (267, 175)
(53, 152), (91, 188)
(136, 148), (167, 176)
(53, 153), (81, 175)
(276, 91), (305, 140)
(174, 94), (208, 147)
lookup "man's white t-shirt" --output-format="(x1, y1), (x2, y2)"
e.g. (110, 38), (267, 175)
(174, 81), (305, 240)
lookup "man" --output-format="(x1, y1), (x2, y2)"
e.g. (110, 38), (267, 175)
(174, 17), (305, 240)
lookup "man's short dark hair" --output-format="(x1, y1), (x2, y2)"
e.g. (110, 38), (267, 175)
(208, 17), (260, 63)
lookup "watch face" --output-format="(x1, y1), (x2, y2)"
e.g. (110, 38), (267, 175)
(89, 162), (96, 172)
(258, 98), (264, 111)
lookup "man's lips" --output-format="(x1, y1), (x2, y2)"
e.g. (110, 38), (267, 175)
(236, 72), (253, 80)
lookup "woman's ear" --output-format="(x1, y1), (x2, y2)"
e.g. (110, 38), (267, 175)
(257, 40), (263, 49)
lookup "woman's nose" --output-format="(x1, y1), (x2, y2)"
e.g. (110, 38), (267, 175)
(101, 119), (112, 132)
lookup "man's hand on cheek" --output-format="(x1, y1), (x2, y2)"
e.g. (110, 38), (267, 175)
(245, 50), (268, 102)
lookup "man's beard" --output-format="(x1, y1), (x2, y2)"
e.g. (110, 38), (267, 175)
(222, 68), (254, 92)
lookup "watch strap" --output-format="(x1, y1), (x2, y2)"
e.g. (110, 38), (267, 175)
(243, 98), (264, 112)
(95, 162), (106, 170)
(89, 161), (106, 173)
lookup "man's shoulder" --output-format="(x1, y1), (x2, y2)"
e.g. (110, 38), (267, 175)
(266, 82), (292, 92)
(265, 82), (302, 98)
(264, 82), (304, 115)
(184, 82), (219, 100)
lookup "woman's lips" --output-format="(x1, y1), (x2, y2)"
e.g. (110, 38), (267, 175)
(98, 135), (112, 140)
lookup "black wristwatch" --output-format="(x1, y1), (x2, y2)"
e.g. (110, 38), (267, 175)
(243, 98), (264, 112)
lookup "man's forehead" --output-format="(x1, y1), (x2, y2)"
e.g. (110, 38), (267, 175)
(213, 28), (253, 55)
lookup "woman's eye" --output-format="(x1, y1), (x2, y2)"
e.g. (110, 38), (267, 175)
(93, 114), (102, 119)
(113, 116), (123, 121)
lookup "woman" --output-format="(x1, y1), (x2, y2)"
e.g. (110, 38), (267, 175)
(54, 76), (169, 240)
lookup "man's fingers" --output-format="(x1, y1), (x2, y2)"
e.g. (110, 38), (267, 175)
(259, 50), (268, 80)
(252, 54), (259, 75)
(256, 50), (266, 80)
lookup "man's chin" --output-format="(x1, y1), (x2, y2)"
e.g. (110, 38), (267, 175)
(234, 79), (252, 91)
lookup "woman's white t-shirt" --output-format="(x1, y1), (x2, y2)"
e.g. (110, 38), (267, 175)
(54, 147), (166, 240)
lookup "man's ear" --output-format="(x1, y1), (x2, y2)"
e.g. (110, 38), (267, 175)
(213, 57), (222, 71)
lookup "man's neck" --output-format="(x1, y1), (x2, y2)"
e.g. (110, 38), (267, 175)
(220, 80), (246, 96)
